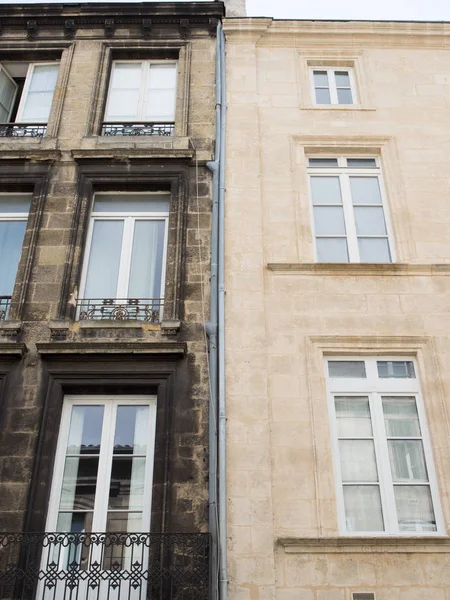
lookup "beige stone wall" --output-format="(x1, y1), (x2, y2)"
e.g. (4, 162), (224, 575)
(224, 18), (450, 600)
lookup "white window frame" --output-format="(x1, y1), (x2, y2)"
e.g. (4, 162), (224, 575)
(325, 356), (445, 536)
(0, 64), (18, 122)
(310, 67), (358, 105)
(104, 59), (178, 123)
(0, 193), (32, 297)
(13, 62), (60, 124)
(307, 155), (396, 263)
(78, 192), (170, 307)
(45, 394), (158, 534)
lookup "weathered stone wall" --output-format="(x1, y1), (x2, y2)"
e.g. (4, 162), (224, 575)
(224, 18), (450, 600)
(0, 5), (220, 535)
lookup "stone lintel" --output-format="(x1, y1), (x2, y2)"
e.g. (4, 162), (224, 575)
(0, 342), (26, 357)
(71, 148), (195, 161)
(279, 536), (450, 554)
(36, 341), (187, 356)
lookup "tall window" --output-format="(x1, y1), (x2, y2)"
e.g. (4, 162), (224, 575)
(103, 61), (177, 136)
(78, 193), (169, 321)
(0, 194), (31, 319)
(46, 396), (157, 535)
(326, 357), (443, 535)
(308, 156), (394, 263)
(0, 62), (59, 130)
(310, 68), (356, 105)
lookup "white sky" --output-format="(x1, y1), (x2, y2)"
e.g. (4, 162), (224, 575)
(0, 0), (448, 21)
(246, 0), (450, 21)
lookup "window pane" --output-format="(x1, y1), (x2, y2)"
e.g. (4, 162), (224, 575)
(339, 440), (378, 482)
(315, 87), (331, 104)
(0, 68), (17, 121)
(111, 63), (142, 88)
(394, 486), (436, 532)
(128, 220), (166, 299)
(343, 486), (384, 532)
(108, 456), (146, 510)
(67, 405), (104, 455)
(313, 206), (346, 235)
(308, 158), (339, 167)
(145, 89), (176, 121)
(337, 88), (353, 104)
(148, 63), (177, 89)
(329, 361), (366, 379)
(93, 194), (169, 213)
(114, 406), (149, 454)
(347, 159), (377, 168)
(358, 238), (391, 263)
(313, 71), (329, 86)
(388, 440), (428, 482)
(350, 177), (382, 204)
(335, 396), (372, 437)
(0, 221), (27, 296)
(378, 361), (415, 379)
(21, 64), (59, 123)
(83, 220), (124, 299)
(335, 71), (350, 87)
(316, 238), (348, 262)
(106, 512), (142, 533)
(354, 206), (387, 235)
(59, 457), (99, 510)
(56, 511), (93, 534)
(0, 194), (32, 213)
(106, 89), (140, 121)
(382, 397), (421, 437)
(310, 176), (342, 205)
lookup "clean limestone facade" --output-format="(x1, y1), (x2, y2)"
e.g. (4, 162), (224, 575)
(224, 17), (450, 600)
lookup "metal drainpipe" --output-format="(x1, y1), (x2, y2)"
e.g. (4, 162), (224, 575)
(205, 19), (223, 600)
(217, 22), (228, 600)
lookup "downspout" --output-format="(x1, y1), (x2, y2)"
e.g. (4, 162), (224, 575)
(217, 22), (228, 600)
(205, 19), (223, 600)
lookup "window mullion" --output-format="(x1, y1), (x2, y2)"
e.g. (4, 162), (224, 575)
(329, 70), (338, 104)
(372, 392), (398, 534)
(340, 173), (358, 261)
(116, 217), (134, 299)
(91, 402), (115, 534)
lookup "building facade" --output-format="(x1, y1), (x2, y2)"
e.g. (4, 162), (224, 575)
(224, 18), (450, 600)
(0, 2), (228, 598)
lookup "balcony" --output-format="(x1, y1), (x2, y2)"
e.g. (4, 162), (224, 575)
(0, 297), (11, 321)
(76, 298), (164, 322)
(0, 532), (210, 600)
(101, 123), (174, 137)
(0, 124), (47, 138)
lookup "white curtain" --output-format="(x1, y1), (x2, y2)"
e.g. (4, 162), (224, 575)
(21, 64), (59, 123)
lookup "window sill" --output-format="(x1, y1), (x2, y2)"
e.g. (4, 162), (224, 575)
(302, 105), (376, 112)
(80, 135), (193, 152)
(279, 536), (450, 554)
(267, 263), (450, 276)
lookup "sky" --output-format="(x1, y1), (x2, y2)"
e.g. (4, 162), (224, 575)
(0, 0), (449, 21)
(246, 0), (450, 21)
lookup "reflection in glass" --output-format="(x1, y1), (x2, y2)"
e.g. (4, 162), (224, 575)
(335, 397), (372, 437)
(316, 238), (348, 263)
(382, 397), (421, 437)
(59, 456), (99, 510)
(354, 206), (387, 235)
(337, 88), (353, 104)
(315, 87), (331, 104)
(313, 206), (346, 235)
(114, 405), (149, 453)
(56, 511), (93, 534)
(350, 177), (382, 204)
(388, 440), (428, 482)
(343, 485), (384, 531)
(358, 237), (391, 263)
(378, 361), (415, 379)
(93, 194), (169, 214)
(106, 512), (142, 533)
(67, 405), (104, 454)
(395, 486), (436, 532)
(335, 71), (350, 87)
(108, 457), (146, 510)
(0, 221), (27, 296)
(313, 71), (329, 87)
(311, 177), (342, 204)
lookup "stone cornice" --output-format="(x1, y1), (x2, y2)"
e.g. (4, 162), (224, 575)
(36, 341), (187, 356)
(267, 263), (450, 276)
(223, 18), (450, 49)
(279, 536), (450, 554)
(71, 148), (195, 161)
(0, 342), (26, 357)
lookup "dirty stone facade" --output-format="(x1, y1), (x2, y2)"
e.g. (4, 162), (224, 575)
(224, 18), (450, 600)
(0, 0), (224, 550)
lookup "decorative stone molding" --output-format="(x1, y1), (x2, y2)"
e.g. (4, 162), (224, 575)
(179, 19), (190, 39)
(0, 342), (26, 356)
(36, 342), (187, 356)
(49, 321), (70, 342)
(0, 322), (22, 343)
(141, 18), (152, 38)
(104, 18), (115, 38)
(279, 536), (450, 554)
(26, 19), (37, 40)
(64, 19), (76, 39)
(267, 263), (450, 276)
(161, 320), (182, 336)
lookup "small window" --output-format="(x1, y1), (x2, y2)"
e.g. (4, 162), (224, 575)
(352, 594), (375, 600)
(102, 60), (177, 136)
(326, 357), (443, 535)
(77, 193), (169, 322)
(377, 361), (416, 379)
(308, 156), (394, 263)
(328, 361), (366, 379)
(0, 193), (32, 320)
(0, 61), (59, 136)
(311, 68), (356, 105)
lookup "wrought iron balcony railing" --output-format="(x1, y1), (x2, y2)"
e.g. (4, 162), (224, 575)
(0, 297), (11, 321)
(102, 122), (174, 137)
(76, 298), (164, 322)
(0, 123), (47, 138)
(0, 532), (210, 600)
